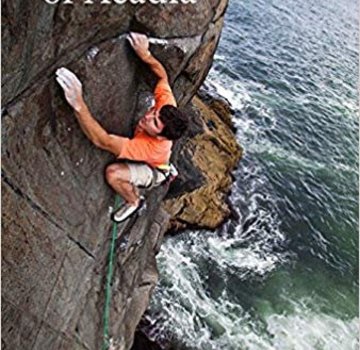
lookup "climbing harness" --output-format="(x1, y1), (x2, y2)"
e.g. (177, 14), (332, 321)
(147, 163), (178, 191)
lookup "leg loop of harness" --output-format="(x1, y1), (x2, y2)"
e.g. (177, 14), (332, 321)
(146, 163), (178, 191)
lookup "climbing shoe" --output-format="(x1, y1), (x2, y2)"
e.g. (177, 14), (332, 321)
(111, 197), (145, 223)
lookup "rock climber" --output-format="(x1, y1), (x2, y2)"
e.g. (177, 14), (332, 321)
(56, 32), (189, 222)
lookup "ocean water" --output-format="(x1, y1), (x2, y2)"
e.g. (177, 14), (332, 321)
(143, 0), (359, 349)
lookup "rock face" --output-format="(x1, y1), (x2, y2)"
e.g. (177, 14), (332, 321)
(2, 1), (230, 350)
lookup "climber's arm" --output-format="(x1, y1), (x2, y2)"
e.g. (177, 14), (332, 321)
(128, 32), (176, 107)
(55, 67), (127, 156)
(128, 32), (169, 84)
(73, 101), (128, 155)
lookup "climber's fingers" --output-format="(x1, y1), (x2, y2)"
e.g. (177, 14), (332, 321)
(128, 32), (149, 48)
(56, 68), (84, 111)
(60, 68), (82, 88)
(56, 72), (73, 93)
(56, 67), (82, 91)
(127, 34), (135, 47)
(55, 76), (69, 92)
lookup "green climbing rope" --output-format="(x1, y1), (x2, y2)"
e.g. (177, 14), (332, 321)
(102, 195), (120, 350)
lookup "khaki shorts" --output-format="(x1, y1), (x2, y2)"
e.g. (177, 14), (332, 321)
(127, 162), (166, 188)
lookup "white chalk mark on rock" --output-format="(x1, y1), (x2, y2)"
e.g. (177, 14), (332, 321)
(87, 46), (99, 61)
(148, 37), (168, 45)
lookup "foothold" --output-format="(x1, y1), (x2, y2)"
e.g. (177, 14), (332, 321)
(67, 127), (71, 131)
(80, 158), (84, 163)
(76, 162), (80, 166)
(60, 171), (65, 176)
(108, 206), (113, 214)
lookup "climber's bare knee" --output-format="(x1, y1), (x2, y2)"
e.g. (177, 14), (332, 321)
(105, 163), (131, 185)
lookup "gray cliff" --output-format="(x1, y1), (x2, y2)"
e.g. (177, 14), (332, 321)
(1, 1), (229, 349)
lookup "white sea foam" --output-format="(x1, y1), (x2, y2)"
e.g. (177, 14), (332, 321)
(214, 53), (227, 61)
(206, 236), (279, 276)
(148, 268), (359, 350)
(206, 75), (252, 112)
(266, 304), (359, 350)
(148, 194), (289, 347)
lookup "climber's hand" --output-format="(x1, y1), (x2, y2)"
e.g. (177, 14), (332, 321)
(56, 67), (84, 112)
(127, 32), (150, 60)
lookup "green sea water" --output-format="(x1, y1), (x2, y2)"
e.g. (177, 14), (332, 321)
(143, 0), (359, 348)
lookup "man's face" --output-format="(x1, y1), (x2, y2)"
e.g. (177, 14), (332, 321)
(138, 107), (165, 137)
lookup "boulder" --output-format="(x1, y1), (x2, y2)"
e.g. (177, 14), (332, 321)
(163, 95), (242, 231)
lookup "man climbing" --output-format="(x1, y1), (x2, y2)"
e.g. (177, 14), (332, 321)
(56, 32), (188, 222)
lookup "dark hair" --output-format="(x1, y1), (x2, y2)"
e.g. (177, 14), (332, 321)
(159, 105), (189, 140)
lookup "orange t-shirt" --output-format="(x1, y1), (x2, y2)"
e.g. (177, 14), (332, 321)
(118, 80), (177, 168)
